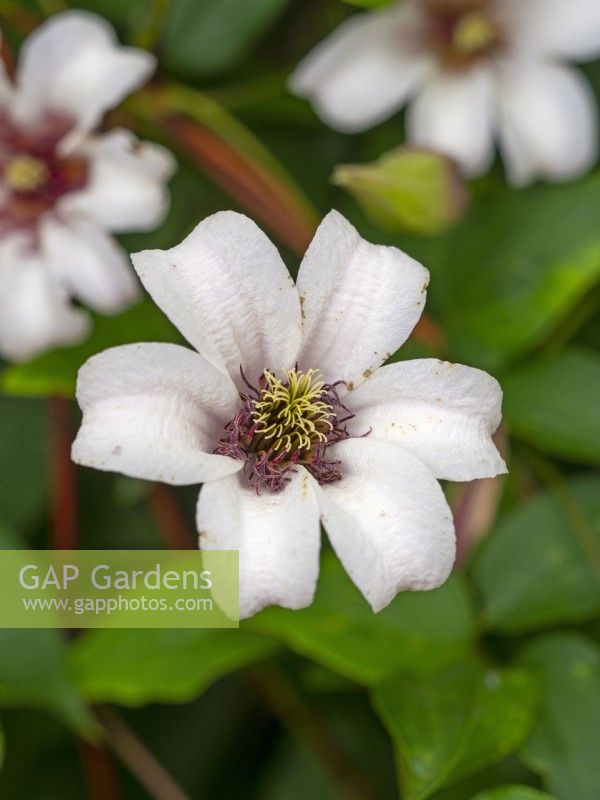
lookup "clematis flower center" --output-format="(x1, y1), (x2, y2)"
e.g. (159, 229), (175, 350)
(4, 154), (50, 192)
(0, 113), (89, 235)
(215, 367), (359, 493)
(421, 0), (502, 68)
(452, 12), (495, 54)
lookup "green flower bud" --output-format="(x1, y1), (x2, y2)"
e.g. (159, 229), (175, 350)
(332, 147), (468, 235)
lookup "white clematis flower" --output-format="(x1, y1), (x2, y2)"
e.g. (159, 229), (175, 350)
(72, 210), (506, 618)
(0, 11), (176, 362)
(290, 0), (600, 185)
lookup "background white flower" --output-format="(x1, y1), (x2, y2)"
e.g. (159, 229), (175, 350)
(290, 0), (600, 185)
(72, 209), (506, 619)
(0, 11), (176, 362)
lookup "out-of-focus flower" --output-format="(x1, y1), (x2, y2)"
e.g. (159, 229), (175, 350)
(72, 210), (506, 618)
(0, 11), (176, 362)
(290, 0), (600, 185)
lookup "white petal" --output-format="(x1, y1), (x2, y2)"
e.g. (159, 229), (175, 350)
(290, 5), (429, 133)
(0, 235), (89, 362)
(64, 129), (176, 232)
(407, 67), (496, 177)
(131, 211), (302, 389)
(197, 469), (321, 618)
(296, 210), (429, 390)
(345, 360), (506, 481)
(318, 438), (455, 612)
(73, 343), (241, 485)
(500, 0), (600, 61)
(0, 39), (14, 108)
(13, 11), (154, 137)
(497, 61), (598, 186)
(41, 218), (140, 314)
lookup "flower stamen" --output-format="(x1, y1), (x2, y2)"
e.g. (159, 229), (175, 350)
(215, 367), (360, 493)
(452, 12), (495, 54)
(4, 155), (50, 192)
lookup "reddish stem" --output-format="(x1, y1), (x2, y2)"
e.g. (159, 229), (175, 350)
(78, 741), (123, 800)
(453, 427), (507, 565)
(147, 484), (196, 550)
(163, 114), (318, 256)
(95, 707), (191, 800)
(49, 395), (78, 550)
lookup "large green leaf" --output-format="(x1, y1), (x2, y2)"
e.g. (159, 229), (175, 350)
(518, 634), (600, 800)
(0, 397), (49, 529)
(471, 788), (556, 800)
(161, 0), (289, 78)
(472, 475), (600, 633)
(0, 527), (94, 735)
(0, 299), (181, 399)
(410, 172), (600, 371)
(69, 628), (278, 707)
(248, 553), (474, 685)
(502, 348), (600, 465)
(0, 629), (94, 736)
(372, 662), (538, 800)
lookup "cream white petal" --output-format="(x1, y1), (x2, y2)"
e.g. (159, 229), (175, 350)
(296, 210), (429, 390)
(131, 211), (302, 389)
(0, 40), (14, 108)
(500, 0), (600, 61)
(197, 469), (321, 619)
(290, 4), (429, 133)
(497, 61), (598, 186)
(407, 67), (496, 177)
(64, 129), (176, 232)
(41, 218), (140, 314)
(13, 11), (155, 138)
(318, 438), (455, 612)
(0, 236), (89, 362)
(73, 343), (241, 485)
(345, 359), (506, 481)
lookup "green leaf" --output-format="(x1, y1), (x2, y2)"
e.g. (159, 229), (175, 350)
(372, 662), (538, 800)
(0, 299), (181, 399)
(502, 347), (600, 465)
(413, 172), (600, 371)
(518, 634), (600, 800)
(69, 628), (278, 707)
(471, 787), (556, 800)
(332, 148), (468, 235)
(161, 0), (289, 78)
(472, 475), (600, 633)
(0, 396), (49, 529)
(0, 528), (94, 735)
(248, 553), (474, 685)
(0, 629), (95, 736)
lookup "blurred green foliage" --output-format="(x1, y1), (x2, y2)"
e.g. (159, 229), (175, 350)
(473, 475), (600, 632)
(373, 663), (538, 800)
(1, 0), (600, 798)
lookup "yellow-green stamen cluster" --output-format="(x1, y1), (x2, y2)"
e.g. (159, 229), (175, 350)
(215, 367), (357, 493)
(252, 369), (334, 455)
(4, 155), (50, 192)
(452, 12), (496, 54)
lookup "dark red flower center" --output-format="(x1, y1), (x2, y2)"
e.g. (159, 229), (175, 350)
(0, 113), (89, 236)
(421, 0), (503, 68)
(215, 368), (361, 493)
